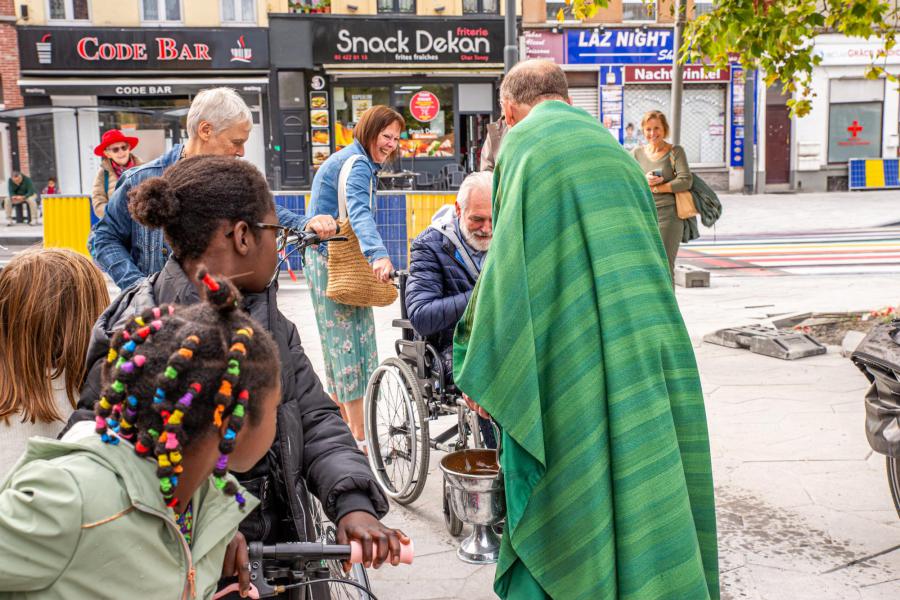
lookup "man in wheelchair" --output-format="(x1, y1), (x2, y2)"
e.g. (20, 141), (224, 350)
(406, 171), (497, 448)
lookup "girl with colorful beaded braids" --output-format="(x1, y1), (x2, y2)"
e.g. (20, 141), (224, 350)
(0, 270), (281, 599)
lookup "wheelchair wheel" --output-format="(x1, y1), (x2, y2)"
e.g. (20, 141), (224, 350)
(364, 357), (430, 505)
(443, 477), (464, 537)
(887, 456), (900, 519)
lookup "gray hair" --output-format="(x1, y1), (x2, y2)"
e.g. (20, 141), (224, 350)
(186, 87), (252, 138)
(499, 59), (569, 107)
(456, 171), (493, 211)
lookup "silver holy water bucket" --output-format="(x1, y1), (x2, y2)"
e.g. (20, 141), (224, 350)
(439, 449), (506, 564)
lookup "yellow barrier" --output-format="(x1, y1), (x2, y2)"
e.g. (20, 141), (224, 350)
(406, 193), (458, 256)
(43, 195), (92, 257)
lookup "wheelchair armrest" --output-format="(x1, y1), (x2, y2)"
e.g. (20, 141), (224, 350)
(392, 319), (415, 330)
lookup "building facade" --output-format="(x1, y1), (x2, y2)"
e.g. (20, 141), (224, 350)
(774, 34), (900, 192)
(266, 0), (516, 189)
(522, 0), (737, 190)
(14, 0), (272, 194)
(1, 0), (28, 183)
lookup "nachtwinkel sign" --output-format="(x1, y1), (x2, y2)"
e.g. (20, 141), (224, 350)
(19, 27), (269, 71)
(311, 18), (504, 65)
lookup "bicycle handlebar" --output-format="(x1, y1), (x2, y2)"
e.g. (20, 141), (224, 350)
(250, 540), (414, 564)
(285, 223), (345, 251)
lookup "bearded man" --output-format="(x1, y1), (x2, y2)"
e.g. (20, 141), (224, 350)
(406, 171), (496, 447)
(453, 59), (719, 599)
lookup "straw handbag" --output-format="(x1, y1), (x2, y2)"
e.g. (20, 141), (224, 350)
(325, 155), (398, 307)
(670, 152), (699, 220)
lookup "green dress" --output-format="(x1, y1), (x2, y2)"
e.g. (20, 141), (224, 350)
(453, 100), (719, 600)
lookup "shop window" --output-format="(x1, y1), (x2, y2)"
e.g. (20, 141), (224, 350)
(827, 79), (884, 164)
(828, 103), (883, 163)
(623, 0), (656, 21)
(141, 0), (182, 23)
(693, 0), (715, 17)
(546, 0), (568, 20)
(47, 0), (89, 21)
(623, 84), (726, 165)
(222, 0), (256, 23)
(332, 84), (455, 160)
(377, 0), (416, 14)
(463, 0), (499, 14)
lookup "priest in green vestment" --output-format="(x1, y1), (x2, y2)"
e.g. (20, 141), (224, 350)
(453, 59), (719, 600)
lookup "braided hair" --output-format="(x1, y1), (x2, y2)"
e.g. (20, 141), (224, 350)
(95, 269), (279, 509)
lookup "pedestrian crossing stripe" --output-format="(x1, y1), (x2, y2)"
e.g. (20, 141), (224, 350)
(680, 227), (900, 274)
(849, 158), (900, 190)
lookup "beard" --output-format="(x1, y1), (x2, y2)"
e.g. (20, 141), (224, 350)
(461, 225), (491, 252)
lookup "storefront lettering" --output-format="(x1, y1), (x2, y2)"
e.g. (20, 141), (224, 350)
(75, 36), (211, 62)
(577, 28), (672, 50)
(335, 27), (490, 57)
(337, 29), (411, 54)
(114, 85), (174, 95)
(157, 38), (211, 61)
(626, 65), (730, 83)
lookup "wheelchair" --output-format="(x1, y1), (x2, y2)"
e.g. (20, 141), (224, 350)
(363, 270), (485, 536)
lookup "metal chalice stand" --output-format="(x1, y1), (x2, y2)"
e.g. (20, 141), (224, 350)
(440, 449), (506, 564)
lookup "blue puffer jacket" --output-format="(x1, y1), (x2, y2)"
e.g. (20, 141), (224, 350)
(406, 208), (480, 354)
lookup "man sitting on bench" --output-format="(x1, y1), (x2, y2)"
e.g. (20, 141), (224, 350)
(406, 171), (496, 448)
(5, 171), (40, 226)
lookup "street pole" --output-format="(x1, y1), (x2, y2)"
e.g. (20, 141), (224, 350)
(504, 0), (518, 73)
(670, 0), (686, 145)
(743, 69), (756, 194)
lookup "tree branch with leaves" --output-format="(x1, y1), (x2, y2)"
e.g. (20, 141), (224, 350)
(562, 0), (900, 116)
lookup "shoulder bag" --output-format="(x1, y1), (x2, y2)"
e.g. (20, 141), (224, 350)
(325, 154), (398, 307)
(669, 149), (699, 220)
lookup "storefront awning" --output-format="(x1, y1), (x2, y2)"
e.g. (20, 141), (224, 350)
(18, 76), (269, 97)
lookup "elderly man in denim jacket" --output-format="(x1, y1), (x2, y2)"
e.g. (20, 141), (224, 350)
(89, 87), (336, 290)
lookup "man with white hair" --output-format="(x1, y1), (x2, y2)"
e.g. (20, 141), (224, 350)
(405, 171), (495, 447)
(89, 87), (335, 289)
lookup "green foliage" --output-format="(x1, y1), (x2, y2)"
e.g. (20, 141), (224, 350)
(564, 0), (899, 117)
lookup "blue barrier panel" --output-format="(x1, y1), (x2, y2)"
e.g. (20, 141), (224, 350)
(273, 192), (307, 272)
(273, 191), (410, 272)
(848, 158), (900, 190)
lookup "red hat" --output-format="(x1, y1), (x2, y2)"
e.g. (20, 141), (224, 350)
(94, 129), (139, 157)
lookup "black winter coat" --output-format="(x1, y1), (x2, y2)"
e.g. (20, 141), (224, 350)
(72, 258), (388, 543)
(406, 224), (479, 356)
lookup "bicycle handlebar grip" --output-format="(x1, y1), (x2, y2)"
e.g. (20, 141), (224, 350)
(349, 539), (414, 565)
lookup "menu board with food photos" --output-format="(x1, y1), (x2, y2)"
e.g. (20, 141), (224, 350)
(309, 91), (332, 169)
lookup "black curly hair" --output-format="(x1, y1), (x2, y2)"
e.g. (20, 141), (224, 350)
(94, 269), (279, 509)
(128, 155), (274, 260)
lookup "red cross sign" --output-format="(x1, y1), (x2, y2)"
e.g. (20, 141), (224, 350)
(847, 120), (863, 138)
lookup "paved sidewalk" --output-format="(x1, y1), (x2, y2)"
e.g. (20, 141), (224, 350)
(276, 265), (900, 599)
(275, 190), (900, 598)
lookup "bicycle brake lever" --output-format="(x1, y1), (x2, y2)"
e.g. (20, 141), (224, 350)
(247, 542), (278, 598)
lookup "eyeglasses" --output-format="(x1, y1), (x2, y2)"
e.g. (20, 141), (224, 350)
(225, 222), (345, 287)
(107, 144), (131, 154)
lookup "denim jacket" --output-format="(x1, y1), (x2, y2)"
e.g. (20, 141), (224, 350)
(88, 144), (307, 290)
(308, 140), (388, 263)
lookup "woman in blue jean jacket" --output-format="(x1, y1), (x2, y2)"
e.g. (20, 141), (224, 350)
(305, 105), (404, 448)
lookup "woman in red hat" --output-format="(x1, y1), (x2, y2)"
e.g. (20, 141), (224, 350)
(91, 130), (144, 219)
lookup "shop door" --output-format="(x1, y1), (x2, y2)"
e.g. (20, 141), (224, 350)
(461, 114), (490, 172)
(765, 105), (791, 184)
(280, 110), (309, 189)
